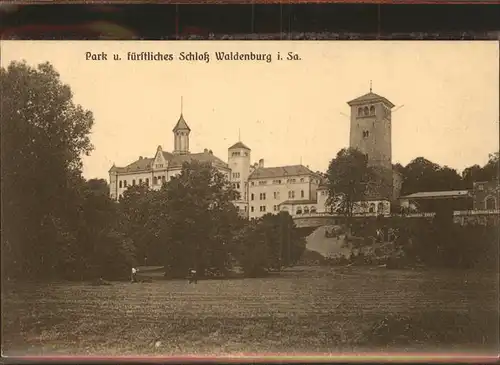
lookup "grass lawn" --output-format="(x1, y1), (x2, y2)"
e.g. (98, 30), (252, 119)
(2, 266), (498, 356)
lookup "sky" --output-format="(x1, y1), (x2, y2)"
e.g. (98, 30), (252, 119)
(2, 41), (499, 180)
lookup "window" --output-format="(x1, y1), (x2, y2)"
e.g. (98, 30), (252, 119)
(273, 205), (278, 211)
(251, 182), (255, 186)
(260, 193), (266, 200)
(363, 130), (369, 138)
(364, 106), (369, 115)
(161, 176), (166, 182)
(232, 172), (240, 179)
(236, 183), (240, 189)
(119, 181), (122, 188)
(154, 176), (158, 185)
(300, 178), (305, 183)
(311, 206), (317, 213)
(377, 202), (384, 213)
(273, 179), (282, 184)
(139, 179), (143, 184)
(370, 105), (375, 115)
(124, 180), (128, 187)
(244, 206), (248, 212)
(288, 191), (295, 199)
(478, 184), (484, 191)
(251, 193), (254, 201)
(369, 203), (375, 213)
(132, 179), (136, 186)
(274, 191), (280, 199)
(260, 206), (266, 212)
(156, 164), (163, 168)
(296, 207), (302, 214)
(251, 206), (254, 212)
(304, 206), (310, 214)
(358, 107), (362, 116)
(486, 196), (496, 210)
(231, 151), (241, 157)
(301, 190), (305, 198)
(259, 180), (267, 185)
(146, 178), (149, 186)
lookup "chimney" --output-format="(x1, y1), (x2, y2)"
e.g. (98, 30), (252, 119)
(139, 156), (143, 160)
(259, 159), (264, 168)
(209, 150), (213, 155)
(204, 148), (208, 153)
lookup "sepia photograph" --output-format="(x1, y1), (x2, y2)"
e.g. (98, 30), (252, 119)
(1, 40), (499, 359)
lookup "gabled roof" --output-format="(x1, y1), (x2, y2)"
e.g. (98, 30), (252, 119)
(347, 92), (395, 108)
(229, 141), (251, 150)
(249, 165), (314, 179)
(168, 151), (229, 169)
(172, 114), (191, 132)
(110, 157), (154, 173)
(400, 190), (471, 200)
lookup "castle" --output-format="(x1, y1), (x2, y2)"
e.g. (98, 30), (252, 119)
(109, 89), (403, 218)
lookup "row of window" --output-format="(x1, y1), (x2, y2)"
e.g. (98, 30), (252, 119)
(249, 205), (281, 213)
(250, 177), (315, 186)
(231, 151), (249, 157)
(250, 190), (305, 201)
(357, 105), (376, 117)
(295, 206), (318, 215)
(118, 176), (167, 188)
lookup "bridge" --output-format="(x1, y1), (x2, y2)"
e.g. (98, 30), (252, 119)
(292, 210), (500, 229)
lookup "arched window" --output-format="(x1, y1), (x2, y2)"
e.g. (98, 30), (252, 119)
(369, 203), (375, 213)
(358, 107), (362, 116)
(251, 193), (254, 201)
(301, 190), (305, 198)
(377, 202), (384, 213)
(139, 179), (143, 185)
(154, 176), (158, 185)
(296, 207), (303, 215)
(310, 206), (317, 213)
(486, 196), (496, 210)
(132, 179), (136, 186)
(304, 206), (310, 214)
(364, 106), (369, 116)
(370, 105), (375, 115)
(281, 206), (289, 212)
(119, 180), (122, 188)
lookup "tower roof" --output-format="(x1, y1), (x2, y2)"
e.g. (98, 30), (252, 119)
(347, 92), (395, 108)
(172, 114), (191, 132)
(229, 141), (251, 150)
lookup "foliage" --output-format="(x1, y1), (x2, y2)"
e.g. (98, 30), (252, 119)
(462, 152), (499, 188)
(1, 61), (94, 279)
(400, 157), (464, 196)
(325, 148), (374, 219)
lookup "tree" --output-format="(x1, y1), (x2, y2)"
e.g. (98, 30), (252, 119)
(159, 161), (241, 278)
(401, 157), (463, 195)
(325, 148), (374, 222)
(462, 152), (499, 188)
(1, 61), (94, 279)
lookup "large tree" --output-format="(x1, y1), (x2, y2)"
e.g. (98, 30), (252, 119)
(1, 61), (94, 279)
(462, 152), (499, 188)
(158, 161), (241, 278)
(400, 157), (463, 195)
(325, 148), (374, 221)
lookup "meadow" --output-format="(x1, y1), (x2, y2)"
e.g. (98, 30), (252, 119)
(2, 266), (498, 356)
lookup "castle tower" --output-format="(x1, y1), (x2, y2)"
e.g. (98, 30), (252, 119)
(347, 86), (395, 199)
(172, 114), (190, 155)
(347, 86), (395, 171)
(228, 140), (251, 214)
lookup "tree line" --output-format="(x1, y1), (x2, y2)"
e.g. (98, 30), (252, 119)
(2, 61), (497, 280)
(1, 61), (305, 281)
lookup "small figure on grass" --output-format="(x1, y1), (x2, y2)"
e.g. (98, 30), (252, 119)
(188, 268), (198, 284)
(131, 267), (138, 283)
